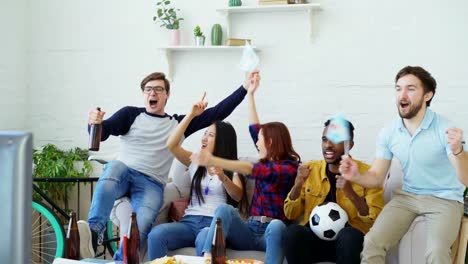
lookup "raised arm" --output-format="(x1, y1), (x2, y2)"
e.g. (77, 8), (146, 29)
(340, 156), (391, 188)
(208, 167), (244, 202)
(247, 71), (261, 125)
(190, 151), (254, 175)
(182, 74), (260, 138)
(167, 93), (208, 166)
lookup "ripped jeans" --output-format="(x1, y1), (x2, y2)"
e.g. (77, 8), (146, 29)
(87, 160), (164, 260)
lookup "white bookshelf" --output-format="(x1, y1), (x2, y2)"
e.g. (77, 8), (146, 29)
(158, 46), (260, 80)
(216, 3), (322, 14)
(159, 45), (259, 51)
(216, 3), (322, 39)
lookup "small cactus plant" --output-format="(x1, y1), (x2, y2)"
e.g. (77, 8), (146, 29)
(211, 24), (223, 46)
(228, 0), (242, 7)
(194, 25), (204, 37)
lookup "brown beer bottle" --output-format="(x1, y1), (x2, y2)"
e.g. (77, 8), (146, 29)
(65, 211), (80, 260)
(127, 212), (140, 264)
(88, 107), (102, 151)
(211, 218), (226, 264)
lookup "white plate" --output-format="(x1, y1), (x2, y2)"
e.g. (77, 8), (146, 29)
(174, 255), (206, 264)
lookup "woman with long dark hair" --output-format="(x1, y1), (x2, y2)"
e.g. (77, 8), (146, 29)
(147, 93), (248, 260)
(192, 72), (300, 264)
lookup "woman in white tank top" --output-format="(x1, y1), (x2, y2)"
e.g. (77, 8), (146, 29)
(147, 94), (248, 260)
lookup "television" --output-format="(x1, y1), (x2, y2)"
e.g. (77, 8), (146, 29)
(0, 132), (33, 263)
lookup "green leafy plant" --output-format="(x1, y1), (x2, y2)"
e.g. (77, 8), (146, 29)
(193, 25), (204, 37)
(33, 144), (92, 212)
(153, 0), (184, 30)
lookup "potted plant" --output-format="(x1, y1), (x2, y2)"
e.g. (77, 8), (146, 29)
(33, 144), (92, 218)
(153, 0), (184, 45)
(193, 25), (205, 46)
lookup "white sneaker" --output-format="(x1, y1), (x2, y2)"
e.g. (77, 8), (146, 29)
(77, 220), (95, 259)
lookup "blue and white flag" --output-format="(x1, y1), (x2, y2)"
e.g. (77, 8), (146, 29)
(326, 113), (351, 144)
(239, 42), (259, 72)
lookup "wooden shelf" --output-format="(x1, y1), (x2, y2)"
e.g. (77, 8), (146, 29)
(216, 3), (322, 39)
(158, 46), (260, 80)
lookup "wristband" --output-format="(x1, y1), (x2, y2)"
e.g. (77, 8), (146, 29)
(454, 145), (464, 156)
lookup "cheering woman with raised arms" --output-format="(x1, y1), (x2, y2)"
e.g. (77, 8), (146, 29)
(147, 92), (248, 260)
(192, 71), (300, 264)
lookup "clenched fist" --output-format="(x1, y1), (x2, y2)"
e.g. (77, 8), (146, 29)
(446, 128), (464, 155)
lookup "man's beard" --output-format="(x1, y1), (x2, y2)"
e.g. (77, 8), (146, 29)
(398, 99), (424, 119)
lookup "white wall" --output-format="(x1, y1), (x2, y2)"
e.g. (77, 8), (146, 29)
(0, 0), (28, 130)
(7, 0), (468, 163)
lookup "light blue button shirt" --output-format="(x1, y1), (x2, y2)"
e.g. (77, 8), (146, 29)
(376, 108), (465, 202)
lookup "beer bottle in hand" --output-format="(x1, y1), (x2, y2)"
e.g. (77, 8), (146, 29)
(65, 211), (80, 260)
(127, 212), (140, 264)
(211, 218), (226, 264)
(88, 107), (102, 151)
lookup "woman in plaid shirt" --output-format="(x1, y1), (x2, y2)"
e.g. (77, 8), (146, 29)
(191, 71), (300, 264)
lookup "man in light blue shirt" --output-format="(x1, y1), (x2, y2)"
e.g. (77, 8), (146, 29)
(340, 66), (468, 264)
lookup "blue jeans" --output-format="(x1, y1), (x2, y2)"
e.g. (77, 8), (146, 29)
(147, 215), (213, 260)
(87, 160), (164, 260)
(201, 204), (286, 264)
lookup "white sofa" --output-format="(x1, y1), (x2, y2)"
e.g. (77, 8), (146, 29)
(110, 159), (284, 262)
(111, 159), (447, 264)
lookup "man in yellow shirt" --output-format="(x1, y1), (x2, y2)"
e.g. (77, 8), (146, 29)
(283, 119), (384, 264)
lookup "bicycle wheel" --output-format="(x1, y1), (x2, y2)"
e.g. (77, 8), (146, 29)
(32, 201), (65, 264)
(105, 220), (119, 256)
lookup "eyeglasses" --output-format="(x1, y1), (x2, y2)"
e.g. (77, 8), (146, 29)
(143, 86), (166, 94)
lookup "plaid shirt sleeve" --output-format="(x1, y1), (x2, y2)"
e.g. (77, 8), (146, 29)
(249, 160), (298, 221)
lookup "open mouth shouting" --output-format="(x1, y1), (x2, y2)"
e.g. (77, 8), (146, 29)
(399, 101), (410, 111)
(149, 99), (159, 107)
(323, 149), (339, 162)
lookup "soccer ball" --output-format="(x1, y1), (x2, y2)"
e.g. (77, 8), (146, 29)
(309, 202), (349, 241)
